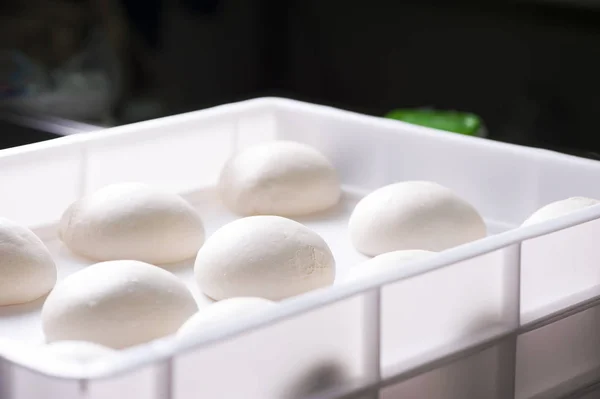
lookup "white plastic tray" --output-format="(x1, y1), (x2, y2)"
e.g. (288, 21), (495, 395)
(2, 98), (600, 399)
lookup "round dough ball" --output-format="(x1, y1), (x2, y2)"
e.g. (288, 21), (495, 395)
(522, 197), (600, 226)
(42, 260), (198, 349)
(345, 250), (435, 282)
(219, 141), (341, 216)
(44, 341), (115, 363)
(195, 216), (335, 300)
(0, 218), (56, 306)
(59, 182), (205, 264)
(349, 181), (486, 256)
(178, 297), (276, 337)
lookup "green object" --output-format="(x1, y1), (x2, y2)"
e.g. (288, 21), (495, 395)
(385, 109), (482, 136)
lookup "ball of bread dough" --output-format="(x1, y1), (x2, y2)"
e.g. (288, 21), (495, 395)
(195, 216), (335, 300)
(0, 218), (56, 306)
(44, 341), (115, 363)
(345, 250), (435, 282)
(349, 181), (486, 256)
(178, 297), (276, 337)
(522, 197), (600, 226)
(219, 141), (341, 216)
(59, 182), (205, 264)
(42, 260), (198, 349)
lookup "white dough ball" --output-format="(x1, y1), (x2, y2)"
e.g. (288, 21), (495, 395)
(522, 197), (600, 226)
(178, 297), (276, 337)
(43, 341), (115, 363)
(195, 216), (335, 300)
(59, 182), (205, 264)
(345, 250), (435, 282)
(42, 260), (198, 349)
(349, 181), (486, 256)
(0, 218), (56, 306)
(219, 141), (341, 216)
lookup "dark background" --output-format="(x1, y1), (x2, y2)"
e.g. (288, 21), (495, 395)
(3, 0), (600, 157)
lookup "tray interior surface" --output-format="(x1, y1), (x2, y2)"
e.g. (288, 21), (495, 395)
(0, 185), (509, 345)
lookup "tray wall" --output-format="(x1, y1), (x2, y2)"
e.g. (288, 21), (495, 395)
(1, 98), (600, 398)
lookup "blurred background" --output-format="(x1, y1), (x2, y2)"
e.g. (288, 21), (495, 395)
(2, 0), (600, 156)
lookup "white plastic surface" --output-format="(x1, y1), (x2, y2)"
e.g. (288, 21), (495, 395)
(381, 340), (514, 399)
(1, 98), (600, 398)
(381, 247), (518, 377)
(516, 304), (600, 399)
(85, 119), (235, 193)
(521, 218), (600, 324)
(0, 143), (83, 227)
(84, 363), (166, 399)
(174, 296), (371, 399)
(0, 362), (81, 399)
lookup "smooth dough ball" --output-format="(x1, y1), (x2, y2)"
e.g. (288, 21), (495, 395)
(219, 141), (341, 216)
(178, 297), (276, 337)
(345, 250), (435, 282)
(59, 182), (205, 264)
(195, 216), (335, 300)
(42, 260), (198, 349)
(349, 181), (486, 256)
(522, 197), (600, 226)
(43, 341), (115, 363)
(0, 218), (56, 306)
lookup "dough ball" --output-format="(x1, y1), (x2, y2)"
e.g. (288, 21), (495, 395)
(0, 218), (56, 306)
(195, 216), (335, 300)
(345, 250), (435, 282)
(349, 181), (486, 256)
(219, 141), (341, 216)
(178, 297), (276, 337)
(43, 341), (115, 363)
(42, 260), (198, 349)
(59, 182), (205, 264)
(522, 197), (600, 226)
